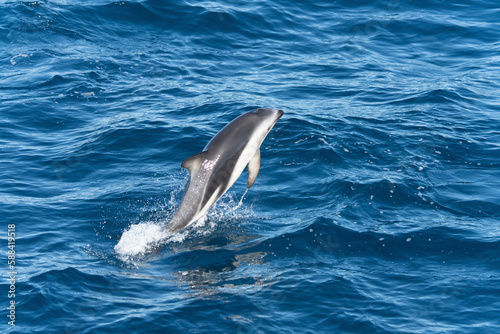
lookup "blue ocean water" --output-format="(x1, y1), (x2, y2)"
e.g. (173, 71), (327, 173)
(1, 0), (500, 332)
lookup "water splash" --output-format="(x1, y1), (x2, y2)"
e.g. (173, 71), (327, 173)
(238, 188), (249, 208)
(114, 222), (174, 259)
(114, 190), (252, 260)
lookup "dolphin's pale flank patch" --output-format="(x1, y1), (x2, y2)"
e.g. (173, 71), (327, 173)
(166, 108), (284, 232)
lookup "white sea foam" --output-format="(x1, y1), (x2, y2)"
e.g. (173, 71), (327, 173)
(10, 54), (29, 65)
(114, 222), (182, 259)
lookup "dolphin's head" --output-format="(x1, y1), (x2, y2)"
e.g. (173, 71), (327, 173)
(253, 108), (284, 131)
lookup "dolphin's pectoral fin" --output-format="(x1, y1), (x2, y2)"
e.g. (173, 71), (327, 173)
(247, 149), (261, 188)
(181, 151), (208, 174)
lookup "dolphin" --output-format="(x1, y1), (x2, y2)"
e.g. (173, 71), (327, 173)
(166, 108), (284, 232)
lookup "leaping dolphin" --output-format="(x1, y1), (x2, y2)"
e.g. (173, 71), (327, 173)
(166, 108), (284, 232)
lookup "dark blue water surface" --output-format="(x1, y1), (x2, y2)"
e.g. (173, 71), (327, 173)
(1, 0), (500, 333)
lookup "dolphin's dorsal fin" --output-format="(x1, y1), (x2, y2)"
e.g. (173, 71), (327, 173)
(247, 149), (261, 188)
(181, 151), (208, 173)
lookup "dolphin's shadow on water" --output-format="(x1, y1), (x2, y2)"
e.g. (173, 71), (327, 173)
(158, 217), (279, 298)
(169, 251), (274, 299)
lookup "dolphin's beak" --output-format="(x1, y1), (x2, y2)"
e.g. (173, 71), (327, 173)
(270, 109), (284, 129)
(277, 109), (284, 120)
